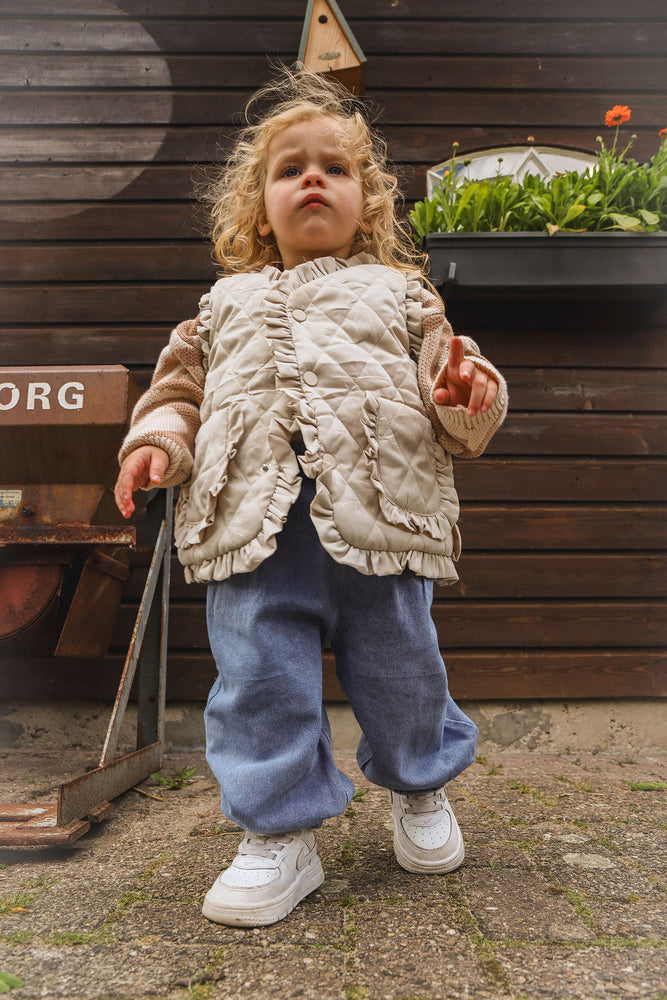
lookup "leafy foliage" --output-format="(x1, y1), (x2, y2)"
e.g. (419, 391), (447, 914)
(0, 973), (24, 994)
(151, 766), (197, 790)
(409, 113), (667, 238)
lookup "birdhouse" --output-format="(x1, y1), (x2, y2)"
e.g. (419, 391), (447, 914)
(298, 0), (366, 95)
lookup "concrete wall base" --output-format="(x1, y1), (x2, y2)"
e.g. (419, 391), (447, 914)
(0, 699), (663, 757)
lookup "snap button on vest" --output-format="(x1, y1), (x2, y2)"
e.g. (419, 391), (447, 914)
(303, 370), (318, 386)
(292, 308), (307, 322)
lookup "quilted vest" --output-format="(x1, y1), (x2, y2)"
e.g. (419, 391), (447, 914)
(173, 254), (461, 584)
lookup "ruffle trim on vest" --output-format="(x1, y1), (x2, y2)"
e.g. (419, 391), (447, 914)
(264, 284), (300, 393)
(180, 457), (303, 584)
(309, 469), (460, 584)
(176, 404), (245, 548)
(197, 291), (213, 371)
(263, 254), (379, 388)
(263, 255), (385, 470)
(359, 394), (460, 542)
(292, 399), (324, 480)
(404, 271), (424, 357)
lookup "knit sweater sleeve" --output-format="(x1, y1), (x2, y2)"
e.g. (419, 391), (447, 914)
(417, 286), (508, 458)
(118, 318), (205, 487)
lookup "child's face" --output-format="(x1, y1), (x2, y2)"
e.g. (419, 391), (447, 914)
(258, 115), (366, 270)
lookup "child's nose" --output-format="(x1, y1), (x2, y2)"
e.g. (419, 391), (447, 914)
(301, 166), (325, 186)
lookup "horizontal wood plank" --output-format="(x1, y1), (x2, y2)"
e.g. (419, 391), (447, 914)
(111, 600), (667, 650)
(3, 90), (665, 129)
(469, 329), (667, 370)
(7, 153), (667, 206)
(137, 543), (667, 605)
(1, 126), (661, 171)
(0, 165), (198, 201)
(0, 126), (221, 165)
(488, 414), (667, 456)
(1, 284), (205, 324)
(0, 328), (175, 366)
(454, 459), (667, 502)
(130, 552), (667, 601)
(457, 505), (667, 550)
(325, 650), (667, 701)
(429, 600), (667, 647)
(0, 245), (215, 283)
(504, 369), (667, 412)
(137, 551), (667, 601)
(0, 203), (200, 241)
(447, 553), (667, 599)
(2, 53), (666, 93)
(7, 1), (667, 19)
(2, 19), (665, 57)
(1, 325), (666, 370)
(1, 648), (665, 701)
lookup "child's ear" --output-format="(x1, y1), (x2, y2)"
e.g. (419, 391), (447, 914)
(257, 214), (272, 237)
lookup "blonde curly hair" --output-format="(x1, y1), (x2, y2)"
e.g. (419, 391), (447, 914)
(203, 66), (427, 277)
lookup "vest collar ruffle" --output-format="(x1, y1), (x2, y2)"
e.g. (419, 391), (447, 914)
(261, 252), (381, 284)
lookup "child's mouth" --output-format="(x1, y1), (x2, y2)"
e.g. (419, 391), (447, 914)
(301, 194), (327, 208)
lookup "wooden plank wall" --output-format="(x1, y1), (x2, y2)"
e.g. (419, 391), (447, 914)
(1, 0), (665, 701)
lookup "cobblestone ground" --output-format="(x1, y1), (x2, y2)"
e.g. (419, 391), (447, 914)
(0, 749), (665, 999)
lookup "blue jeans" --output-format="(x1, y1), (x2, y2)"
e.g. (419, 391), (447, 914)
(205, 473), (478, 834)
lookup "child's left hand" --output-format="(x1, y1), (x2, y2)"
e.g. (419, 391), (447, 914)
(432, 336), (498, 416)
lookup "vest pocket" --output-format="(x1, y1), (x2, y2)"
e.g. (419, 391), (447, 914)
(361, 394), (459, 542)
(174, 405), (244, 550)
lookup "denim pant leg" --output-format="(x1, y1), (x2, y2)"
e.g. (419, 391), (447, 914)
(331, 570), (479, 792)
(204, 480), (354, 835)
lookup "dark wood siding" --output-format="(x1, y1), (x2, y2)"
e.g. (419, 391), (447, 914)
(1, 1), (665, 700)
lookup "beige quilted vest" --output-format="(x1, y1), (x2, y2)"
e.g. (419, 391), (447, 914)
(173, 254), (461, 584)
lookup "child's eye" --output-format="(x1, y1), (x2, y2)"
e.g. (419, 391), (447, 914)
(282, 166), (300, 178)
(328, 164), (346, 175)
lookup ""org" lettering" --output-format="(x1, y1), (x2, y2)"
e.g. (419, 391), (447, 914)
(0, 381), (85, 411)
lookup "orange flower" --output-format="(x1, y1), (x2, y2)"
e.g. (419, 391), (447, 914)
(660, 127), (667, 136)
(605, 105), (631, 127)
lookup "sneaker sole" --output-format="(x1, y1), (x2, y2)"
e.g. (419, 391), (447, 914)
(201, 857), (325, 927)
(393, 833), (465, 874)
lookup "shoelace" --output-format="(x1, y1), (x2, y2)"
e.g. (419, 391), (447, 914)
(401, 790), (446, 816)
(237, 833), (295, 862)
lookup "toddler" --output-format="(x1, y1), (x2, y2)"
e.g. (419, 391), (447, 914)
(115, 68), (508, 928)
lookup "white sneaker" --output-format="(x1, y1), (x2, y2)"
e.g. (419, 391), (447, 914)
(390, 786), (465, 874)
(202, 829), (324, 927)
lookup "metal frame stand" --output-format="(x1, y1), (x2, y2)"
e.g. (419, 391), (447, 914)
(0, 489), (173, 846)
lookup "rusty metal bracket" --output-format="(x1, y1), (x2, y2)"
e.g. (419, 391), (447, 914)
(0, 525), (136, 547)
(0, 488), (173, 847)
(89, 549), (132, 582)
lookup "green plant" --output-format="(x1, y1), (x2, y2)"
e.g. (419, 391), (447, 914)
(0, 973), (23, 994)
(1, 931), (35, 945)
(0, 891), (37, 916)
(181, 985), (213, 1000)
(151, 767), (197, 790)
(340, 837), (356, 863)
(46, 929), (116, 946)
(627, 781), (667, 791)
(409, 106), (667, 237)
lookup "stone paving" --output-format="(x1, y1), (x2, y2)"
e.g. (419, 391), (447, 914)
(0, 748), (665, 999)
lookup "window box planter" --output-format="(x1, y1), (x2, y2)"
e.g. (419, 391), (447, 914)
(424, 231), (667, 301)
